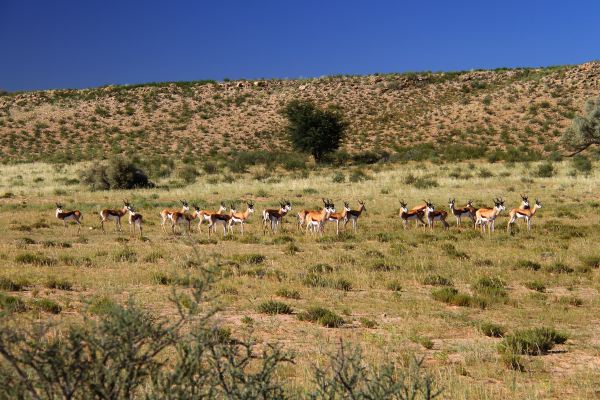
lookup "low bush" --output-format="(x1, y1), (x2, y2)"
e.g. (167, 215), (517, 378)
(359, 317), (377, 328)
(479, 321), (506, 337)
(545, 262), (573, 274)
(15, 253), (56, 267)
(421, 274), (453, 287)
(515, 260), (542, 271)
(536, 161), (555, 178)
(386, 279), (402, 292)
(257, 300), (293, 315)
(45, 277), (73, 291)
(30, 298), (62, 314)
(580, 255), (600, 269)
(472, 277), (507, 301)
(557, 295), (583, 307)
(297, 306), (344, 328)
(0, 277), (29, 291)
(236, 253), (266, 265)
(0, 293), (27, 313)
(275, 288), (301, 299)
(332, 278), (352, 291)
(524, 281), (546, 292)
(81, 157), (153, 190)
(410, 335), (434, 350)
(499, 327), (567, 355)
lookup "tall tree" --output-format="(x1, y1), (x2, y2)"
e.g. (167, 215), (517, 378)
(563, 97), (600, 156)
(281, 100), (346, 163)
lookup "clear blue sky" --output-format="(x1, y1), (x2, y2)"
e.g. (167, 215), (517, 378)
(1, 0), (598, 91)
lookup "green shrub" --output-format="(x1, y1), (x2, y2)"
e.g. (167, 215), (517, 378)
(479, 321), (506, 337)
(0, 293), (27, 313)
(557, 295), (583, 307)
(175, 164), (199, 184)
(472, 277), (507, 301)
(422, 274), (453, 287)
(297, 306), (344, 327)
(332, 172), (345, 183)
(332, 278), (352, 291)
(580, 255), (600, 269)
(349, 170), (371, 182)
(524, 281), (546, 292)
(257, 300), (293, 315)
(45, 277), (73, 291)
(236, 253), (266, 265)
(359, 317), (377, 328)
(500, 327), (567, 355)
(431, 287), (459, 303)
(81, 157), (152, 190)
(410, 335), (434, 349)
(15, 253), (56, 266)
(500, 351), (526, 371)
(0, 277), (29, 291)
(88, 296), (119, 315)
(515, 260), (542, 271)
(536, 161), (555, 178)
(386, 280), (402, 292)
(571, 155), (592, 175)
(545, 262), (573, 274)
(275, 288), (301, 299)
(30, 298), (62, 314)
(112, 247), (137, 262)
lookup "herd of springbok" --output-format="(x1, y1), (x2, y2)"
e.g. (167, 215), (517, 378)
(54, 194), (541, 238)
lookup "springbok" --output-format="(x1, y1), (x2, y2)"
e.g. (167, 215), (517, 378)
(424, 200), (450, 229)
(263, 200), (291, 234)
(507, 199), (542, 233)
(448, 199), (476, 226)
(305, 199), (334, 235)
(208, 204), (235, 237)
(399, 201), (426, 229)
(170, 205), (200, 235)
(125, 203), (143, 238)
(475, 198), (505, 234)
(197, 202), (227, 230)
(327, 201), (350, 235)
(343, 200), (366, 231)
(55, 203), (83, 234)
(160, 200), (189, 233)
(99, 200), (129, 233)
(520, 194), (530, 210)
(228, 201), (255, 235)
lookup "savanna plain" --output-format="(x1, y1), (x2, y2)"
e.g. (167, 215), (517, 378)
(1, 158), (600, 399)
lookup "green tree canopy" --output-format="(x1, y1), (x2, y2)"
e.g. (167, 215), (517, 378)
(562, 97), (600, 156)
(281, 100), (346, 163)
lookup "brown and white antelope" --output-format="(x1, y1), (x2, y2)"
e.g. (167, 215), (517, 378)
(305, 199), (334, 235)
(55, 203), (83, 234)
(343, 200), (366, 231)
(170, 205), (201, 235)
(197, 202), (227, 230)
(519, 194), (530, 210)
(263, 200), (292, 234)
(507, 199), (542, 233)
(228, 201), (255, 235)
(327, 201), (350, 235)
(448, 198), (476, 227)
(160, 200), (190, 232)
(475, 198), (505, 234)
(424, 200), (450, 229)
(125, 203), (143, 238)
(99, 200), (129, 233)
(409, 203), (427, 226)
(208, 204), (235, 237)
(399, 201), (426, 229)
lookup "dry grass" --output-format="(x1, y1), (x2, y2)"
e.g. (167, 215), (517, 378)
(1, 159), (600, 398)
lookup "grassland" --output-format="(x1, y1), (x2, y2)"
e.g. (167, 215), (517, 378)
(1, 159), (600, 398)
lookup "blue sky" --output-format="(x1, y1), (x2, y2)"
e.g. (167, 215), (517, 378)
(1, 0), (598, 91)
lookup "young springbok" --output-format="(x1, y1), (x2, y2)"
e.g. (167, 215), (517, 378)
(263, 200), (291, 234)
(160, 200), (190, 233)
(475, 198), (505, 234)
(99, 200), (129, 233)
(327, 201), (350, 235)
(170, 205), (200, 235)
(55, 203), (83, 234)
(228, 201), (255, 235)
(208, 204), (235, 237)
(448, 199), (476, 227)
(507, 199), (542, 233)
(399, 201), (426, 229)
(197, 202), (227, 230)
(343, 200), (366, 231)
(305, 199), (334, 235)
(125, 203), (143, 238)
(424, 200), (450, 229)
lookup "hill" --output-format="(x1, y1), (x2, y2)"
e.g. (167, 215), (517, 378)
(1, 62), (599, 163)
